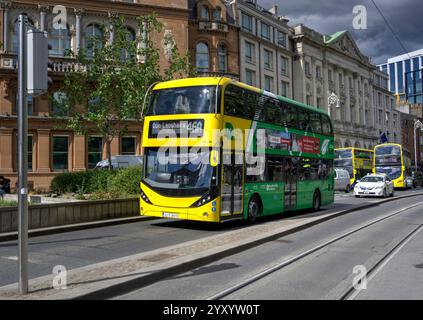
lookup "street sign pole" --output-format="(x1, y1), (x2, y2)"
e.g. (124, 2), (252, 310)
(18, 13), (29, 295)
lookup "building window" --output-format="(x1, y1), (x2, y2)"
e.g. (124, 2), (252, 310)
(88, 137), (103, 169)
(16, 93), (34, 116)
(49, 25), (71, 57)
(280, 56), (288, 76)
(12, 18), (35, 53)
(15, 135), (33, 172)
(53, 136), (69, 171)
(328, 69), (332, 82)
(213, 7), (221, 21)
(245, 41), (255, 64)
(263, 49), (273, 71)
(120, 27), (136, 61)
(245, 69), (255, 86)
(264, 75), (273, 92)
(277, 31), (286, 47)
(261, 22), (270, 41)
(200, 5), (209, 20)
(305, 61), (310, 75)
(306, 95), (312, 106)
(52, 91), (69, 116)
(84, 24), (103, 58)
(280, 81), (288, 97)
(121, 137), (136, 155)
(316, 65), (322, 80)
(196, 42), (209, 72)
(218, 44), (227, 72)
(241, 12), (253, 33)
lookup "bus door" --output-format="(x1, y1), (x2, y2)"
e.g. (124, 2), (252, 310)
(284, 157), (297, 210)
(221, 151), (244, 217)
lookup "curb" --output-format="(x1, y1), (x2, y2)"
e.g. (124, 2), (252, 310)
(0, 216), (157, 242)
(75, 191), (423, 300)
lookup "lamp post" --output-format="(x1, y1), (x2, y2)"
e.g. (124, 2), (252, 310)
(414, 119), (423, 172)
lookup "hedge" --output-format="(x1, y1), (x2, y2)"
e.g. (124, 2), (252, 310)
(50, 166), (143, 198)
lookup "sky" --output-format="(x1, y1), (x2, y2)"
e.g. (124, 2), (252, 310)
(258, 0), (423, 65)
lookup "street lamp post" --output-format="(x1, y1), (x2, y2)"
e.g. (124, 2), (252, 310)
(414, 119), (423, 172)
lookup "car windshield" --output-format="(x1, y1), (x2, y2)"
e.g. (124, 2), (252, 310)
(143, 149), (216, 196)
(147, 86), (217, 116)
(375, 166), (402, 180)
(360, 176), (384, 183)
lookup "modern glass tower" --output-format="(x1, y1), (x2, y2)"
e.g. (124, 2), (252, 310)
(378, 49), (423, 104)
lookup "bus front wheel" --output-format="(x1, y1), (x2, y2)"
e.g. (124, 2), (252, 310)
(312, 191), (321, 212)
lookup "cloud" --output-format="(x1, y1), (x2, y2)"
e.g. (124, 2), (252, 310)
(258, 0), (423, 64)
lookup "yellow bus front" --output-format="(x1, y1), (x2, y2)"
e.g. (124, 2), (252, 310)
(139, 78), (229, 223)
(374, 143), (406, 188)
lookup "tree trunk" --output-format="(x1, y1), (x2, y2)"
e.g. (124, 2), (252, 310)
(106, 139), (112, 170)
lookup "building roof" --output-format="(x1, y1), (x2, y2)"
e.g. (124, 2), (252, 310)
(324, 31), (347, 44)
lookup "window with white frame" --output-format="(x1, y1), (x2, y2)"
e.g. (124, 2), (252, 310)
(263, 49), (273, 70)
(245, 69), (255, 86)
(196, 42), (209, 71)
(241, 12), (253, 32)
(245, 41), (255, 64)
(280, 56), (288, 76)
(264, 75), (273, 92)
(261, 22), (271, 41)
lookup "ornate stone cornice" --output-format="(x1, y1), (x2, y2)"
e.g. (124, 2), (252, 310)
(74, 8), (85, 16)
(0, 1), (12, 10)
(38, 4), (50, 12)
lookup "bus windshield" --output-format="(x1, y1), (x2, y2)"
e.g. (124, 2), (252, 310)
(335, 149), (352, 159)
(375, 145), (401, 156)
(375, 166), (402, 180)
(147, 86), (217, 116)
(143, 149), (215, 196)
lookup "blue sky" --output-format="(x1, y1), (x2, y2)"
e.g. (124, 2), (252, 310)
(259, 0), (423, 64)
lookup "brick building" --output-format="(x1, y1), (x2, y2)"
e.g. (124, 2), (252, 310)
(0, 0), (189, 191)
(188, 0), (239, 79)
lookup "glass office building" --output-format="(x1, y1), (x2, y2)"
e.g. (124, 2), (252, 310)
(378, 49), (423, 104)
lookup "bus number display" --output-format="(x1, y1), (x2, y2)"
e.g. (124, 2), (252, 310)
(149, 119), (204, 138)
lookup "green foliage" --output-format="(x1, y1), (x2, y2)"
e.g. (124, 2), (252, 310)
(0, 200), (18, 208)
(56, 15), (194, 169)
(50, 166), (143, 199)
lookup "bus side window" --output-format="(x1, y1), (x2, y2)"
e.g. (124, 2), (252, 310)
(298, 109), (310, 132)
(246, 91), (259, 120)
(267, 158), (283, 182)
(322, 115), (333, 135)
(266, 98), (282, 124)
(224, 85), (244, 117)
(280, 102), (298, 129)
(310, 112), (322, 134)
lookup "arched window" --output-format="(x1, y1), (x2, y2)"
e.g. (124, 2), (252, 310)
(213, 7), (222, 21)
(120, 27), (136, 61)
(200, 5), (209, 20)
(50, 25), (71, 56)
(12, 18), (35, 53)
(196, 42), (209, 72)
(218, 44), (227, 72)
(84, 24), (103, 57)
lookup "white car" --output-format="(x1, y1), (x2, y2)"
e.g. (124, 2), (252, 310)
(354, 174), (395, 198)
(334, 168), (351, 193)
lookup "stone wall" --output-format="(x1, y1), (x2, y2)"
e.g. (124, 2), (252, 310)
(0, 198), (139, 233)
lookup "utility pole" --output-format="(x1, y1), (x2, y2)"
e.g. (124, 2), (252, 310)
(414, 119), (423, 171)
(17, 13), (29, 295)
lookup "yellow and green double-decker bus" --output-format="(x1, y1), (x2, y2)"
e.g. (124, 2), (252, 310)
(373, 143), (411, 188)
(140, 77), (335, 223)
(334, 148), (374, 187)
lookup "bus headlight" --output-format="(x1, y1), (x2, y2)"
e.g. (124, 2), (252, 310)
(140, 189), (152, 204)
(190, 188), (218, 208)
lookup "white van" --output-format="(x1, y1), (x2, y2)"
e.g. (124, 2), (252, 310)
(335, 168), (351, 193)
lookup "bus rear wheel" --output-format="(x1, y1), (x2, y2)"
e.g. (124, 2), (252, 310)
(247, 196), (260, 224)
(312, 191), (321, 212)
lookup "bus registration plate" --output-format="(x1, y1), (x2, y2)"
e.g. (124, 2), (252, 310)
(163, 212), (179, 219)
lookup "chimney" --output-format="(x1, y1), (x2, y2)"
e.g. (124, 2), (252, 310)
(269, 5), (278, 17)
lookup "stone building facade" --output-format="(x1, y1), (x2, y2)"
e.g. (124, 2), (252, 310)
(0, 0), (189, 191)
(188, 0), (239, 78)
(292, 25), (401, 150)
(232, 0), (293, 98)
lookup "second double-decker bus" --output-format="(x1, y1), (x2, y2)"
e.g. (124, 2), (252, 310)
(140, 77), (335, 223)
(334, 148), (374, 187)
(373, 143), (411, 188)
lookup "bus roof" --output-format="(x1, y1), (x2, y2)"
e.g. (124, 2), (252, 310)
(335, 147), (374, 152)
(152, 77), (330, 117)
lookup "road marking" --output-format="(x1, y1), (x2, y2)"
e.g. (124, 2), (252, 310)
(1, 256), (39, 264)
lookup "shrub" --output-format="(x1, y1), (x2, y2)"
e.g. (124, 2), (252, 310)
(50, 166), (143, 199)
(0, 200), (18, 207)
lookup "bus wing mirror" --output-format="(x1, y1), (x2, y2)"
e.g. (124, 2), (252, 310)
(210, 150), (219, 167)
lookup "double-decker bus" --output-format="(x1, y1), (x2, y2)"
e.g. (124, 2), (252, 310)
(334, 148), (373, 187)
(373, 143), (411, 188)
(140, 77), (335, 223)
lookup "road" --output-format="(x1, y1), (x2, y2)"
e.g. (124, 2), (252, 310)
(114, 190), (423, 300)
(0, 188), (422, 298)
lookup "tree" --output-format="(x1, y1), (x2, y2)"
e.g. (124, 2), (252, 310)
(56, 15), (195, 169)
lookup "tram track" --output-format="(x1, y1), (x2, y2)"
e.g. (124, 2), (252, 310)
(206, 201), (423, 300)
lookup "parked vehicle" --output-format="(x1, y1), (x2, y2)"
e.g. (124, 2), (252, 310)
(334, 168), (351, 193)
(95, 155), (143, 169)
(354, 174), (395, 198)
